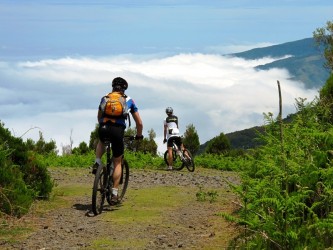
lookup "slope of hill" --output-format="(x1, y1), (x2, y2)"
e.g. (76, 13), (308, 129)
(199, 38), (330, 152)
(231, 38), (330, 89)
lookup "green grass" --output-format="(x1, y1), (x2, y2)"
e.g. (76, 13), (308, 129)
(103, 186), (191, 224)
(0, 221), (32, 244)
(89, 186), (193, 248)
(90, 238), (147, 249)
(53, 184), (91, 197)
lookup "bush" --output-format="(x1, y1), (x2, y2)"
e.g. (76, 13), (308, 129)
(0, 146), (34, 217)
(0, 122), (28, 167)
(0, 122), (54, 217)
(23, 152), (54, 198)
(194, 153), (245, 171)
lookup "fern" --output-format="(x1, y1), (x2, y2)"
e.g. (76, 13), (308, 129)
(223, 97), (333, 249)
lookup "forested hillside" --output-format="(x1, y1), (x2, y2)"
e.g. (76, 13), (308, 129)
(232, 38), (330, 89)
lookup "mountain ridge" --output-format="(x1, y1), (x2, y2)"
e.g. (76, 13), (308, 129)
(231, 37), (329, 89)
(200, 38), (330, 152)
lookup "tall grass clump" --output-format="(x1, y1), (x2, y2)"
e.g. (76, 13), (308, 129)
(222, 97), (333, 249)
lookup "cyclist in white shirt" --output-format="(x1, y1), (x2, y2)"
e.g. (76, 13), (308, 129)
(163, 107), (184, 170)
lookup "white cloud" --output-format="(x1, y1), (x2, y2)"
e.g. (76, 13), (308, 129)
(0, 53), (318, 155)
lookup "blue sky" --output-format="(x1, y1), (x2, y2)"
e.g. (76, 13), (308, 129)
(2, 0), (332, 57)
(0, 0), (332, 154)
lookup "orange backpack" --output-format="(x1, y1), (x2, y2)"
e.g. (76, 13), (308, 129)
(101, 92), (128, 118)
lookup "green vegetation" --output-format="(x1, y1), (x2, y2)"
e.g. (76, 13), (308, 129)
(183, 123), (200, 155)
(205, 132), (231, 154)
(0, 122), (54, 217)
(196, 186), (219, 203)
(220, 97), (333, 249)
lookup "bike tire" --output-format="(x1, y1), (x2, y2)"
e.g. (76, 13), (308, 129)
(106, 159), (130, 205)
(163, 150), (177, 166)
(164, 150), (184, 170)
(183, 149), (195, 172)
(92, 164), (107, 215)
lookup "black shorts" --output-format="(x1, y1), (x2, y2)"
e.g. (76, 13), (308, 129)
(167, 136), (182, 148)
(98, 123), (125, 158)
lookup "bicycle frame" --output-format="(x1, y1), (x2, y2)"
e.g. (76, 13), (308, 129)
(172, 141), (185, 160)
(105, 135), (134, 183)
(105, 140), (113, 175)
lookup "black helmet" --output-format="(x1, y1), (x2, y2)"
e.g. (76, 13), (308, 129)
(112, 77), (128, 90)
(165, 107), (173, 114)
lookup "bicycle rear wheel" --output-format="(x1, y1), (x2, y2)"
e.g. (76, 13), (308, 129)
(92, 164), (107, 215)
(183, 149), (195, 172)
(163, 150), (177, 166)
(164, 150), (183, 170)
(173, 152), (185, 171)
(106, 159), (130, 205)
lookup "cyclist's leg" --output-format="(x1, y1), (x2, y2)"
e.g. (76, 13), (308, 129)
(167, 137), (174, 170)
(109, 125), (125, 202)
(178, 137), (190, 158)
(96, 140), (105, 158)
(168, 137), (184, 171)
(182, 144), (190, 158)
(92, 126), (107, 174)
(112, 155), (122, 189)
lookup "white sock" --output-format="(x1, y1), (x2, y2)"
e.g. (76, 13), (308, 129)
(112, 188), (118, 196)
(95, 158), (102, 165)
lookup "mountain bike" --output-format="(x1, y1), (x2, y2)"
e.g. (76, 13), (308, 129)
(91, 135), (136, 215)
(163, 140), (195, 172)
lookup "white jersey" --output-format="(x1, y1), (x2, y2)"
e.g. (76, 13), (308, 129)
(164, 115), (180, 139)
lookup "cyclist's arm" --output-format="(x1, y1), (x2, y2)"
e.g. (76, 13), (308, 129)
(97, 110), (102, 121)
(164, 123), (167, 140)
(97, 97), (105, 122)
(131, 111), (143, 137)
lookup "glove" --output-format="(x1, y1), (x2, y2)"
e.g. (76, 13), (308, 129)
(163, 138), (167, 143)
(135, 135), (144, 140)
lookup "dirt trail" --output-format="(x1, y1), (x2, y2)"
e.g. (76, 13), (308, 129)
(2, 167), (239, 250)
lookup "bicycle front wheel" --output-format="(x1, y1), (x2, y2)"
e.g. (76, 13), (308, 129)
(184, 149), (195, 172)
(92, 164), (107, 215)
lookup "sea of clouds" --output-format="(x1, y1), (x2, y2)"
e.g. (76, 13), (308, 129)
(0, 53), (319, 154)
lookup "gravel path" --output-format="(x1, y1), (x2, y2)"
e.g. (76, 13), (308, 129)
(2, 167), (239, 250)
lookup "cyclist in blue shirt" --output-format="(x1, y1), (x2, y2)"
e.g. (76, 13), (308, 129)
(92, 77), (143, 204)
